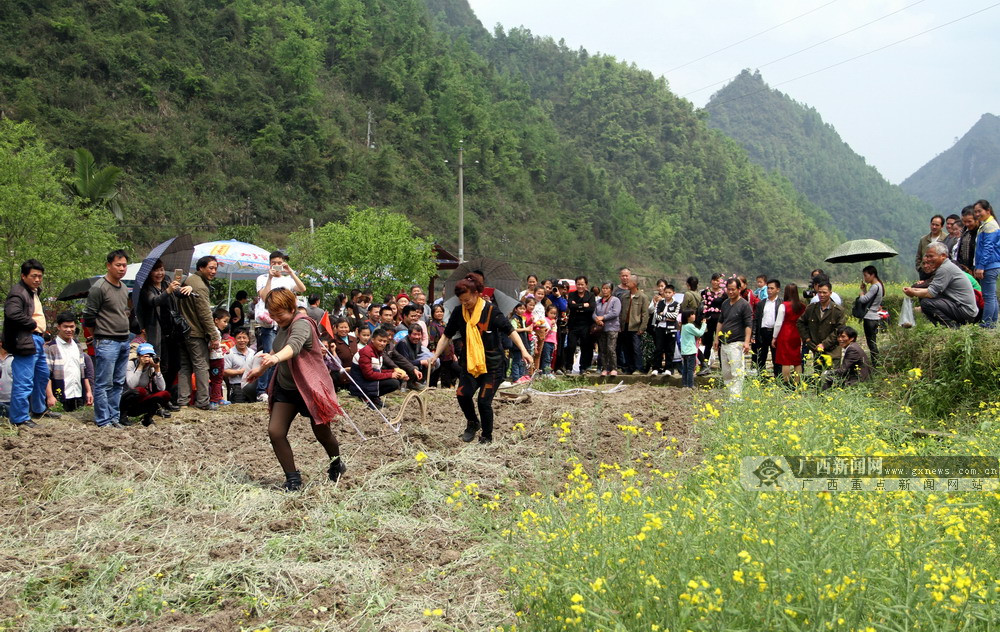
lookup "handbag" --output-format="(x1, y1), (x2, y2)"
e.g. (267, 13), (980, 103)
(589, 322), (604, 336)
(851, 297), (868, 320)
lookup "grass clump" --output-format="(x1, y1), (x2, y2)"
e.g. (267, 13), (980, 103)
(879, 324), (1000, 424)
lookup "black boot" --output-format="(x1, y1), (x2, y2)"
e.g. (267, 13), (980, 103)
(328, 457), (346, 482)
(283, 471), (302, 491)
(459, 421), (480, 443)
(141, 412), (156, 427)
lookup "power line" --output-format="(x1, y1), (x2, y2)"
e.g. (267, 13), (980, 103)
(703, 1), (1000, 108)
(666, 0), (840, 73)
(684, 0), (928, 98)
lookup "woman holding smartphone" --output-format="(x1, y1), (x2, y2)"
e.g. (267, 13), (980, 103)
(135, 259), (191, 410)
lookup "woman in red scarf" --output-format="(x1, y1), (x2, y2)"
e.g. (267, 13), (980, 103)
(246, 288), (345, 491)
(427, 274), (532, 444)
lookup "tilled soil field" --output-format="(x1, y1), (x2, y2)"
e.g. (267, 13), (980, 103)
(0, 382), (699, 631)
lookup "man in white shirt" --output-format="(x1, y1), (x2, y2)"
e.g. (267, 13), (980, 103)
(223, 329), (253, 402)
(253, 251), (305, 402)
(808, 273), (842, 306)
(44, 312), (93, 413)
(751, 279), (782, 377)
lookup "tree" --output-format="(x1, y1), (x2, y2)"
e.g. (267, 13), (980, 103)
(0, 120), (118, 299)
(289, 207), (436, 299)
(68, 147), (124, 220)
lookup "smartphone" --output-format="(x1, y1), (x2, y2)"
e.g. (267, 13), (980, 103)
(271, 264), (283, 275)
(173, 268), (184, 282)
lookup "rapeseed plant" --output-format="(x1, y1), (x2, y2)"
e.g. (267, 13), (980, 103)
(479, 383), (1000, 629)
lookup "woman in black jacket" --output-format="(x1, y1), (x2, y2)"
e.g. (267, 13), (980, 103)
(135, 260), (189, 409)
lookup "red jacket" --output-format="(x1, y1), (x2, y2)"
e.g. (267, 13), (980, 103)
(356, 343), (398, 381)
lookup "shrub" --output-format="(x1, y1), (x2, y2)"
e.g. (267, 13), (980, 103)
(879, 323), (1000, 424)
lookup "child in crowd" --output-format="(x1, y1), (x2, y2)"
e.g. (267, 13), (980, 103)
(209, 308), (231, 406)
(540, 304), (558, 375)
(356, 324), (371, 347)
(520, 296), (536, 364)
(508, 302), (531, 382)
(679, 310), (706, 388)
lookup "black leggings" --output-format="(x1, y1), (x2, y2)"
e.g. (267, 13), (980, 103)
(268, 389), (340, 475)
(456, 368), (502, 440)
(701, 318), (718, 364)
(863, 319), (879, 369)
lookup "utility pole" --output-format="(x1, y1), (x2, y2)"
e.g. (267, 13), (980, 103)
(366, 109), (375, 149)
(458, 140), (464, 263)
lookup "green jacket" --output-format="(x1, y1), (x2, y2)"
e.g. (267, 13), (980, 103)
(797, 301), (845, 353)
(620, 290), (649, 333)
(180, 272), (219, 341)
(915, 233), (943, 272)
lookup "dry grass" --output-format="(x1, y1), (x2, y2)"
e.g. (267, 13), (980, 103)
(0, 384), (694, 631)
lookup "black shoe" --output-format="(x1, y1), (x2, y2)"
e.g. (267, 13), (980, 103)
(11, 420), (36, 429)
(367, 396), (383, 410)
(141, 413), (156, 427)
(478, 436), (493, 444)
(120, 417), (137, 427)
(283, 471), (302, 491)
(165, 403), (181, 412)
(157, 407), (171, 418)
(459, 422), (480, 443)
(328, 457), (347, 482)
(32, 409), (61, 419)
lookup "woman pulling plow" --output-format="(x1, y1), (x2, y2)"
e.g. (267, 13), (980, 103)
(427, 274), (532, 444)
(246, 288), (346, 491)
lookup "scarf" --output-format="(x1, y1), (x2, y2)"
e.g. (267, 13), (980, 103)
(269, 314), (344, 424)
(463, 297), (487, 377)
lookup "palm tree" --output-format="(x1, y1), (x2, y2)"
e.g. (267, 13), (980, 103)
(68, 148), (123, 220)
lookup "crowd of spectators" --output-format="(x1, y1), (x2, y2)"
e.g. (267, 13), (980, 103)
(2, 198), (994, 428)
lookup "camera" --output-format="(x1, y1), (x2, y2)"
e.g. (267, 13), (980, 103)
(151, 354), (160, 364)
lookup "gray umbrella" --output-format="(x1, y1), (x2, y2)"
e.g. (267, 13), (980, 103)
(824, 239), (899, 264)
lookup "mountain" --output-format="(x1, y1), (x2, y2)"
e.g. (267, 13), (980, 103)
(901, 113), (1000, 213)
(705, 70), (934, 270)
(0, 0), (835, 280)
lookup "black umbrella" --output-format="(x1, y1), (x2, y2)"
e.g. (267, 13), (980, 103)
(443, 289), (520, 322)
(56, 266), (141, 301)
(443, 256), (521, 298)
(824, 239), (899, 264)
(131, 235), (195, 305)
(56, 277), (98, 301)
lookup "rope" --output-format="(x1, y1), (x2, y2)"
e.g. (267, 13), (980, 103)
(522, 380), (628, 397)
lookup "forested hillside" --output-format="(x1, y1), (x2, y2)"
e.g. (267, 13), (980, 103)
(901, 113), (1000, 213)
(706, 70), (934, 267)
(0, 0), (837, 279)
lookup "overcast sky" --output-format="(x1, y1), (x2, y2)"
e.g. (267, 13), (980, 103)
(466, 0), (1000, 184)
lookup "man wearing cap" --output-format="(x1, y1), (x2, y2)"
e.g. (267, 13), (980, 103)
(254, 251), (305, 402)
(121, 343), (171, 426)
